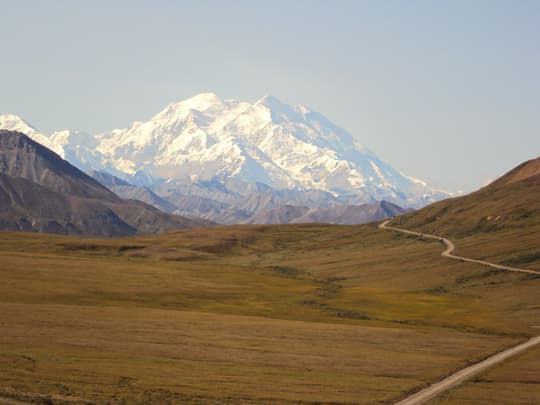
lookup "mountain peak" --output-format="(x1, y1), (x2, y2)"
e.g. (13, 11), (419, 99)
(158, 93), (226, 120)
(2, 93), (449, 208)
(253, 95), (302, 123)
(0, 114), (55, 152)
(254, 94), (289, 110)
(190, 91), (221, 101)
(255, 94), (279, 104)
(0, 114), (37, 133)
(180, 92), (223, 110)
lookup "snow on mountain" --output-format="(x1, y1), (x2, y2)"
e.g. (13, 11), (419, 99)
(0, 114), (54, 151)
(0, 116), (124, 176)
(0, 93), (449, 207)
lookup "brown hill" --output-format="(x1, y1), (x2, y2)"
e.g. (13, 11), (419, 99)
(0, 130), (116, 201)
(0, 130), (211, 236)
(488, 157), (540, 187)
(0, 173), (136, 236)
(393, 156), (540, 238)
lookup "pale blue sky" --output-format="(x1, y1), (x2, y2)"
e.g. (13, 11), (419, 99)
(1, 0), (538, 191)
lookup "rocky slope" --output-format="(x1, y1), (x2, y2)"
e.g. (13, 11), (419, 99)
(0, 131), (210, 236)
(244, 200), (408, 225)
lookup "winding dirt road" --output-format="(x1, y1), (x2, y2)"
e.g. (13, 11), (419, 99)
(379, 220), (540, 276)
(395, 335), (540, 405)
(379, 220), (540, 404)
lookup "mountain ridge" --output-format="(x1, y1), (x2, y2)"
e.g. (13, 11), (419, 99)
(0, 93), (449, 209)
(244, 200), (408, 225)
(0, 130), (211, 236)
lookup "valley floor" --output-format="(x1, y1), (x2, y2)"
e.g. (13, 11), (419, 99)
(428, 343), (540, 404)
(0, 223), (538, 404)
(0, 303), (512, 404)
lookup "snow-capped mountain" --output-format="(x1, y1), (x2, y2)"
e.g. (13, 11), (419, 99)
(0, 93), (449, 209)
(0, 115), (53, 150)
(0, 114), (114, 175)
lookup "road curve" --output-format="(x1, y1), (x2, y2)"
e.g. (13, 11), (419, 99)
(378, 220), (540, 276)
(394, 336), (540, 405)
(379, 220), (540, 404)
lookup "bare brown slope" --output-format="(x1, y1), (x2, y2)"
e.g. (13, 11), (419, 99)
(393, 156), (540, 237)
(488, 156), (540, 186)
(0, 130), (117, 201)
(109, 198), (214, 234)
(391, 157), (540, 269)
(0, 174), (136, 236)
(0, 131), (211, 236)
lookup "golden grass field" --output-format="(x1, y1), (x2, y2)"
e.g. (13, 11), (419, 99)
(429, 343), (540, 404)
(0, 222), (539, 404)
(394, 162), (540, 273)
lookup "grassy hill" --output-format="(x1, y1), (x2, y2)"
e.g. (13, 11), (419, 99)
(392, 157), (540, 270)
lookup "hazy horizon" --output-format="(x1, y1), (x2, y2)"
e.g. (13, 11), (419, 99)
(1, 0), (539, 192)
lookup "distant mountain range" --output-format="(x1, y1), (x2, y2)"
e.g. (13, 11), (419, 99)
(0, 94), (449, 220)
(244, 200), (408, 225)
(0, 131), (210, 236)
(88, 169), (409, 225)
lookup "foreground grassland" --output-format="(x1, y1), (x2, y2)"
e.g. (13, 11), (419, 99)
(430, 343), (540, 404)
(0, 223), (539, 403)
